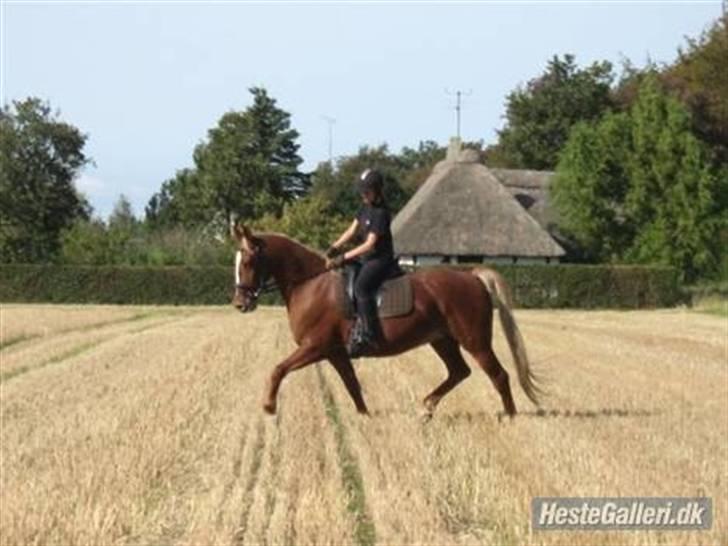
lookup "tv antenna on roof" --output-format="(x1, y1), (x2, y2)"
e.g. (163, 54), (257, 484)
(446, 88), (472, 139)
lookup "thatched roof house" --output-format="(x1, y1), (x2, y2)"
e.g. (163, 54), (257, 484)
(392, 140), (564, 265)
(490, 168), (557, 232)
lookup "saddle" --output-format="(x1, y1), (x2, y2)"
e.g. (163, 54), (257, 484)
(336, 262), (414, 320)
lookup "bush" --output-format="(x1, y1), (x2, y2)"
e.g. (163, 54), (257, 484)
(0, 263), (681, 308)
(60, 222), (235, 267)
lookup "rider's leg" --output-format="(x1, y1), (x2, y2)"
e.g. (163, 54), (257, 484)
(350, 258), (390, 355)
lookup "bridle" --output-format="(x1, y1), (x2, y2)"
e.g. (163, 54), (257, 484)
(235, 242), (330, 309)
(235, 245), (277, 307)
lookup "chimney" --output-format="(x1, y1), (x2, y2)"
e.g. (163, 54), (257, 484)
(446, 136), (462, 162)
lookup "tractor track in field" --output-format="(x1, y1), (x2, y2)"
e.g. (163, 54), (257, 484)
(0, 313), (189, 384)
(316, 363), (377, 546)
(216, 418), (251, 528)
(0, 310), (178, 352)
(260, 421), (283, 546)
(231, 418), (266, 546)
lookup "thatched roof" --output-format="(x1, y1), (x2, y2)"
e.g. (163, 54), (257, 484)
(490, 168), (557, 230)
(392, 148), (565, 258)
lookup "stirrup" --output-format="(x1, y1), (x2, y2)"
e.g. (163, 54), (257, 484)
(347, 318), (377, 357)
(347, 335), (378, 358)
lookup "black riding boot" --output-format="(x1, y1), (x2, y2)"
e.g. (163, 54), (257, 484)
(348, 297), (381, 358)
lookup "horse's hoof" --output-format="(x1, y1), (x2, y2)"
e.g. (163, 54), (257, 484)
(263, 403), (277, 415)
(497, 411), (516, 423)
(420, 410), (434, 424)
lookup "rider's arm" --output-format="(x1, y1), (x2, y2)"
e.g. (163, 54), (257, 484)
(332, 219), (359, 249)
(344, 232), (377, 260)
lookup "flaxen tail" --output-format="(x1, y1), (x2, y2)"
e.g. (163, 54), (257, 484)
(472, 267), (543, 405)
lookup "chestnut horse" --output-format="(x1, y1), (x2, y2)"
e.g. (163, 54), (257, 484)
(232, 224), (541, 418)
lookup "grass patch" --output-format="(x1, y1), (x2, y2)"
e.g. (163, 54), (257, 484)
(0, 333), (39, 350)
(316, 365), (376, 546)
(696, 303), (728, 317)
(691, 296), (728, 317)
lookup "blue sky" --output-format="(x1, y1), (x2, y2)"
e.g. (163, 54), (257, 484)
(2, 1), (723, 219)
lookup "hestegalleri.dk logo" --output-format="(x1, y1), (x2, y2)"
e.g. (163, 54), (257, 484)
(532, 497), (712, 530)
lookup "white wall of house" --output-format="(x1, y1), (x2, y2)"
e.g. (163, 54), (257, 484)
(414, 255), (446, 266)
(398, 255), (560, 267)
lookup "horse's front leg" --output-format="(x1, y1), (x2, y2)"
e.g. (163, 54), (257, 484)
(263, 343), (323, 415)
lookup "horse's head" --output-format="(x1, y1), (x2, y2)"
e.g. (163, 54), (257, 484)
(230, 223), (269, 313)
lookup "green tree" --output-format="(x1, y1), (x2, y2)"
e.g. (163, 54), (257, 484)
(487, 54), (615, 170)
(146, 87), (308, 228)
(666, 13), (728, 163)
(310, 144), (419, 219)
(108, 194), (137, 229)
(398, 140), (447, 192)
(145, 169), (208, 229)
(60, 219), (114, 265)
(252, 194), (349, 251)
(553, 76), (725, 281)
(552, 113), (633, 261)
(0, 98), (91, 262)
(625, 77), (723, 279)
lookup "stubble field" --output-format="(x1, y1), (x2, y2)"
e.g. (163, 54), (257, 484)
(0, 303), (726, 546)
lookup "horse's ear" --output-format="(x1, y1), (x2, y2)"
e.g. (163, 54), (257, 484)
(230, 222), (244, 243)
(230, 222), (254, 246)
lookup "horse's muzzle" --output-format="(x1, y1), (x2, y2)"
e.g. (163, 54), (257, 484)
(234, 298), (258, 313)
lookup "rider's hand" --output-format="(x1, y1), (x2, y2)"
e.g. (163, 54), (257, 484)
(325, 255), (346, 270)
(325, 245), (341, 259)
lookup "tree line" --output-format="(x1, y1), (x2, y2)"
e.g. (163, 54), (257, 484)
(1, 13), (726, 282)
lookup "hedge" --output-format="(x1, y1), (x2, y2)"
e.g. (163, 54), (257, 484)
(0, 263), (683, 308)
(423, 264), (684, 309)
(0, 265), (235, 306)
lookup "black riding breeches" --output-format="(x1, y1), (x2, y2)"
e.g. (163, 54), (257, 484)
(354, 258), (394, 309)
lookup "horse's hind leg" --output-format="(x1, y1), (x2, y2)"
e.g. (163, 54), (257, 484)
(423, 337), (471, 418)
(471, 348), (516, 417)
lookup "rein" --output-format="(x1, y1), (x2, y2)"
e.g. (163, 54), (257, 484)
(236, 247), (329, 304)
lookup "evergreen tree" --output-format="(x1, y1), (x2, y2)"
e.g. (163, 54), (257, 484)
(552, 113), (633, 261)
(625, 77), (723, 279)
(194, 86), (308, 222)
(145, 87), (308, 228)
(108, 194), (137, 229)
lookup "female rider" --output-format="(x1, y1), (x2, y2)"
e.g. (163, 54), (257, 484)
(325, 168), (396, 357)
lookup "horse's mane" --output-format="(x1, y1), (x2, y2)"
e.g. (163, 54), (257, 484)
(257, 232), (325, 260)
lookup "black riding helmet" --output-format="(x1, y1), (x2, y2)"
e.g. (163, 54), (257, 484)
(356, 168), (384, 194)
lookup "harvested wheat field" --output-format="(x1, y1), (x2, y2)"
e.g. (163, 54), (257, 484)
(0, 304), (726, 546)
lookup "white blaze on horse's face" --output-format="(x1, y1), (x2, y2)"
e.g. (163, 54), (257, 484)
(235, 250), (242, 285)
